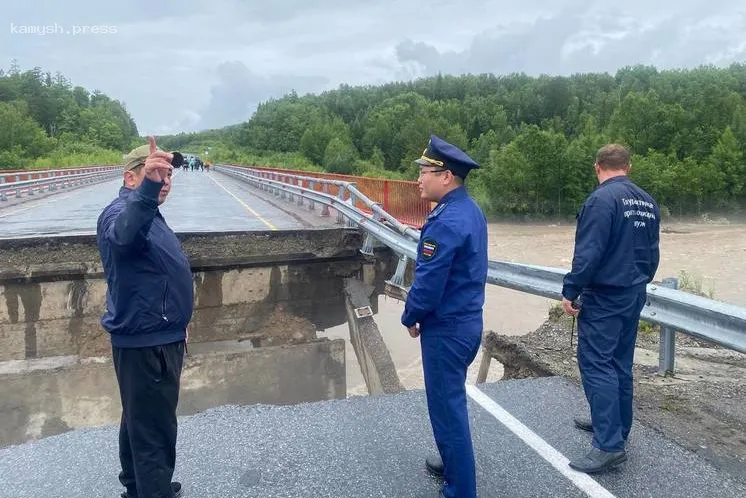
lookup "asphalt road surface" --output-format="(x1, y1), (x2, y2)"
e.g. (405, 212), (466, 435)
(0, 169), (331, 238)
(1, 376), (743, 498)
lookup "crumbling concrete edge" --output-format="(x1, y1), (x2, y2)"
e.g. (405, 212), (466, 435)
(481, 331), (556, 380)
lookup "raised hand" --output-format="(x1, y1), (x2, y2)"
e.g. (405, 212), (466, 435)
(142, 136), (174, 183)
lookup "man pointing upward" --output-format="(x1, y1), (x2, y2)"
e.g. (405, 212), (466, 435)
(97, 136), (192, 498)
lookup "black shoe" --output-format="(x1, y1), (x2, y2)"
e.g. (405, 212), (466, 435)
(569, 447), (627, 474)
(172, 482), (183, 498)
(425, 455), (444, 478)
(121, 482), (183, 498)
(573, 417), (593, 433)
(573, 418), (630, 446)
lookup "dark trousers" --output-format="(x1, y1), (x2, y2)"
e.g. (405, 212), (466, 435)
(112, 341), (185, 498)
(577, 290), (646, 452)
(421, 332), (481, 498)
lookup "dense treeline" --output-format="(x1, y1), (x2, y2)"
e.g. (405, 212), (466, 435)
(4, 60), (746, 218)
(165, 64), (746, 219)
(0, 62), (138, 168)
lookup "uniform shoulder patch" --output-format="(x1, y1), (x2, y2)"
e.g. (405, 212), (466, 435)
(421, 238), (438, 260)
(427, 202), (448, 220)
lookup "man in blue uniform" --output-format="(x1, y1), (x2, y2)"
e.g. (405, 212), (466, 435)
(562, 144), (660, 473)
(402, 135), (488, 498)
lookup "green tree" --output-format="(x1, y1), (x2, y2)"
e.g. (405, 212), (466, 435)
(0, 100), (54, 167)
(710, 126), (744, 199)
(323, 137), (358, 174)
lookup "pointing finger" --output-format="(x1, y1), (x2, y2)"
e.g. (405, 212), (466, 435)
(148, 136), (157, 155)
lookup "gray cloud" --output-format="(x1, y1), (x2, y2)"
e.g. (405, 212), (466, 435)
(395, 5), (746, 77)
(2, 1), (745, 135)
(196, 61), (328, 131)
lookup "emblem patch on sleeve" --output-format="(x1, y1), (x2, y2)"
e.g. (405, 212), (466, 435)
(421, 238), (438, 260)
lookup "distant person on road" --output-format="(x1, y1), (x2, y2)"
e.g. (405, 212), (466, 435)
(96, 137), (192, 498)
(401, 135), (488, 498)
(562, 144), (660, 474)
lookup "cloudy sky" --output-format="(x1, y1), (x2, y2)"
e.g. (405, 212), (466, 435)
(3, 0), (745, 136)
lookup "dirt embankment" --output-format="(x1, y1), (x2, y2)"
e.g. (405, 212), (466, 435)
(484, 315), (746, 485)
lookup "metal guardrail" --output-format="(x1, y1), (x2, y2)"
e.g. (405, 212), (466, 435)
(215, 164), (746, 374)
(0, 169), (122, 201)
(228, 165), (422, 242)
(0, 166), (117, 184)
(228, 163), (431, 228)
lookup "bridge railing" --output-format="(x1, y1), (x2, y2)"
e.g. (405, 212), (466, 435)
(0, 165), (119, 184)
(224, 164), (430, 228)
(0, 168), (122, 202)
(214, 164), (746, 375)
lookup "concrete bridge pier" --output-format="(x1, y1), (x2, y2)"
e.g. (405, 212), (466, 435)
(0, 228), (399, 447)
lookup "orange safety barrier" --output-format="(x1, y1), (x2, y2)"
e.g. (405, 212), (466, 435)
(228, 165), (431, 228)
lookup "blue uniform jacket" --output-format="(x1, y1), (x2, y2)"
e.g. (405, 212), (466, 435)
(401, 187), (488, 336)
(562, 176), (660, 301)
(96, 178), (194, 348)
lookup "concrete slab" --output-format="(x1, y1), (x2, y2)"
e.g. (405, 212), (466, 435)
(343, 278), (404, 395)
(0, 229), (396, 361)
(0, 339), (345, 448)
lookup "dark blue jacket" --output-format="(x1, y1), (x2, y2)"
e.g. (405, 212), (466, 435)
(401, 187), (488, 336)
(562, 176), (660, 301)
(96, 178), (194, 348)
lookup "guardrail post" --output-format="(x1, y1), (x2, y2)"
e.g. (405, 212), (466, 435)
(345, 191), (358, 228)
(658, 277), (679, 376)
(308, 181), (316, 211)
(336, 185), (348, 225)
(320, 184), (330, 217)
(297, 179), (303, 207)
(383, 254), (411, 301)
(360, 233), (376, 256)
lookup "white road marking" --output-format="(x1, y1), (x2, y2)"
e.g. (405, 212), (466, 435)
(466, 384), (617, 498)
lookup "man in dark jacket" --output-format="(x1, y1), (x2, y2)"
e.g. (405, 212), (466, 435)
(562, 143), (660, 474)
(97, 137), (193, 498)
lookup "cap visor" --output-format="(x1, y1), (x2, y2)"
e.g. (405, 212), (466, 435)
(414, 158), (431, 166)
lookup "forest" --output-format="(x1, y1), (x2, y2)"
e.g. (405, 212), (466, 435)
(0, 61), (138, 170)
(3, 60), (746, 219)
